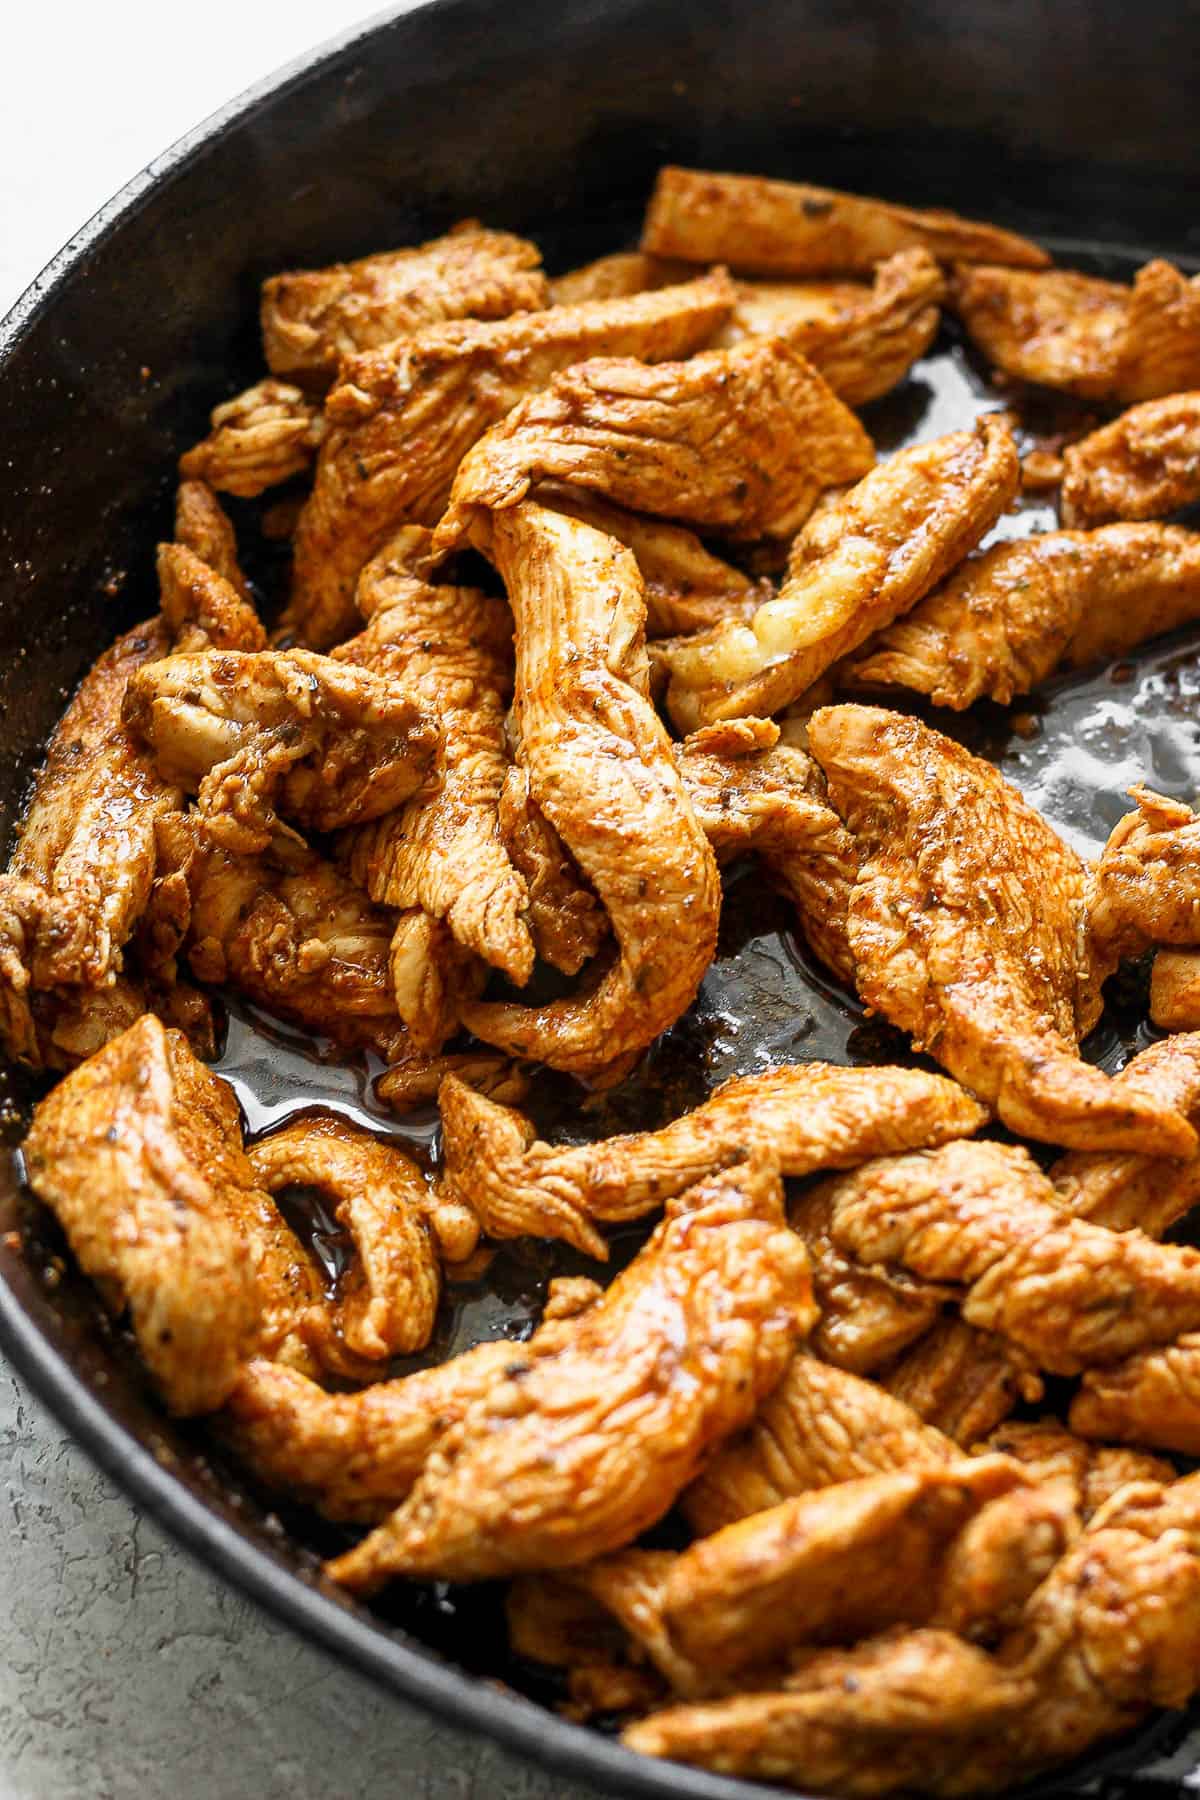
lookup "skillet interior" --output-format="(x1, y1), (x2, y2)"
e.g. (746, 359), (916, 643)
(3, 2), (1200, 1794)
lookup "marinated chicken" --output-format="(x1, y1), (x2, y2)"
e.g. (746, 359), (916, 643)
(172, 479), (254, 603)
(157, 544), (266, 654)
(807, 705), (1195, 1153)
(1072, 1334), (1200, 1455)
(324, 1156), (814, 1589)
(495, 764), (608, 976)
(952, 258), (1200, 402)
(432, 337), (875, 553)
(285, 271), (736, 647)
(1089, 786), (1200, 962)
(548, 251), (680, 307)
(1060, 391), (1200, 526)
(261, 223), (549, 385)
(847, 523), (1200, 708)
(640, 168), (1049, 275)
(179, 379), (325, 497)
(454, 503), (721, 1079)
(881, 1321), (1041, 1446)
(1151, 947), (1200, 1029)
(662, 417), (1018, 729)
(437, 1059), (985, 1258)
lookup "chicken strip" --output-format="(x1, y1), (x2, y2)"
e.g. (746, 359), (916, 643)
(285, 271), (736, 647)
(323, 1156), (814, 1590)
(495, 765), (608, 976)
(808, 705), (1194, 1153)
(385, 908), (488, 1054)
(827, 1138), (1200, 1375)
(719, 249), (945, 406)
(156, 544), (265, 655)
(983, 1419), (1175, 1515)
(261, 223), (549, 386)
(1060, 391), (1200, 526)
(432, 337), (875, 554)
(640, 167), (1049, 275)
(172, 479), (253, 602)
(179, 379), (325, 497)
(881, 1322), (1040, 1446)
(547, 251), (682, 307)
(1072, 1335), (1200, 1455)
(952, 257), (1200, 402)
(438, 1059), (986, 1259)
(124, 648), (438, 854)
(1090, 786), (1200, 962)
(454, 503), (721, 1079)
(1152, 947), (1200, 1029)
(662, 416), (1018, 730)
(847, 523), (1200, 708)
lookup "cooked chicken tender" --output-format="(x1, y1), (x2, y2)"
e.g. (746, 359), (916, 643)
(808, 705), (1193, 1154)
(124, 648), (438, 854)
(1072, 1335), (1200, 1454)
(285, 272), (736, 647)
(323, 1156), (814, 1590)
(548, 251), (682, 307)
(984, 1420), (1175, 1516)
(882, 1321), (1041, 1447)
(495, 764), (608, 976)
(663, 417), (1018, 729)
(261, 223), (549, 385)
(433, 338), (875, 553)
(1152, 947), (1200, 1029)
(1060, 392), (1200, 526)
(172, 480), (253, 602)
(952, 258), (1200, 402)
(1090, 786), (1200, 961)
(437, 1059), (986, 1259)
(157, 544), (266, 654)
(641, 167), (1049, 275)
(179, 379), (325, 497)
(848, 523), (1200, 708)
(455, 503), (721, 1080)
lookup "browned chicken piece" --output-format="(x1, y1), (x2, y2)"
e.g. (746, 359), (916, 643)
(179, 379), (325, 497)
(453, 503), (721, 1080)
(124, 648), (438, 855)
(882, 1322), (1043, 1446)
(719, 250), (945, 406)
(438, 1058), (986, 1259)
(323, 1156), (815, 1590)
(1072, 1334), (1200, 1454)
(373, 1049), (528, 1116)
(434, 337), (875, 556)
(1089, 787), (1200, 963)
(495, 765), (608, 976)
(952, 258), (1200, 402)
(506, 1567), (666, 1710)
(983, 1419), (1175, 1517)
(662, 416), (1018, 730)
(640, 167), (1049, 275)
(827, 1138), (1200, 1374)
(248, 1116), (440, 1369)
(172, 479), (252, 601)
(847, 523), (1200, 708)
(21, 1017), (322, 1413)
(386, 909), (486, 1054)
(623, 1629), (1034, 1794)
(261, 223), (549, 386)
(1152, 947), (1200, 1029)
(542, 488), (770, 637)
(335, 537), (534, 1001)
(285, 271), (736, 648)
(808, 705), (1195, 1154)
(547, 251), (683, 307)
(157, 544), (266, 654)
(1060, 392), (1200, 526)
(2, 972), (148, 1074)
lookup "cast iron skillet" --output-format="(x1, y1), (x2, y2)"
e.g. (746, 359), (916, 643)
(4, 2), (1200, 1795)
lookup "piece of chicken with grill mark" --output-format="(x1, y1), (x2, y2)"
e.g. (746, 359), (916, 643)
(124, 648), (438, 855)
(432, 337), (875, 555)
(847, 523), (1200, 708)
(284, 271), (736, 648)
(718, 249), (945, 406)
(952, 258), (1200, 402)
(21, 1016), (323, 1412)
(323, 1156), (815, 1591)
(640, 167), (1049, 275)
(495, 764), (608, 976)
(808, 704), (1194, 1154)
(261, 223), (550, 387)
(437, 1058), (986, 1259)
(334, 535), (534, 1020)
(450, 503), (720, 1079)
(662, 416), (1018, 730)
(1060, 392), (1200, 526)
(179, 379), (326, 497)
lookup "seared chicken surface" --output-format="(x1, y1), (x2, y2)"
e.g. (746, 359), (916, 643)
(1090, 786), (1200, 961)
(1151, 947), (1200, 1030)
(1060, 391), (1200, 526)
(495, 764), (608, 976)
(179, 379), (325, 497)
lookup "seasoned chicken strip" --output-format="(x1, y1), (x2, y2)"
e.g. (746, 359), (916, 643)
(456, 503), (721, 1079)
(826, 1139), (1200, 1375)
(1060, 392), (1200, 526)
(324, 1156), (814, 1590)
(124, 648), (438, 854)
(179, 379), (325, 497)
(1151, 947), (1200, 1029)
(172, 480), (253, 603)
(848, 523), (1200, 708)
(386, 909), (487, 1054)
(808, 705), (1193, 1154)
(548, 251), (682, 307)
(21, 1017), (320, 1413)
(437, 1059), (986, 1259)
(1090, 787), (1200, 962)
(881, 1321), (1041, 1447)
(1072, 1335), (1200, 1454)
(157, 545), (265, 655)
(719, 249), (945, 406)
(285, 272), (736, 647)
(641, 167), (1049, 275)
(261, 223), (549, 386)
(984, 1420), (1175, 1515)
(952, 258), (1200, 402)
(496, 765), (608, 976)
(663, 416), (1018, 730)
(433, 338), (875, 553)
